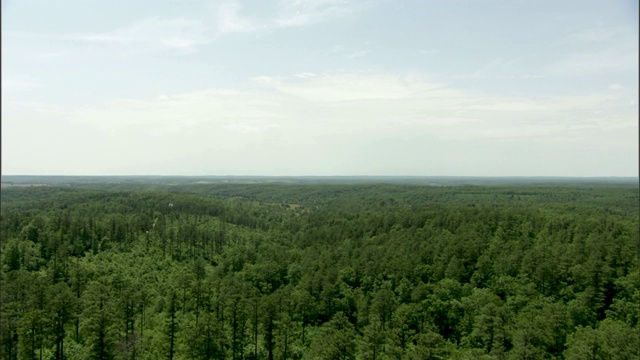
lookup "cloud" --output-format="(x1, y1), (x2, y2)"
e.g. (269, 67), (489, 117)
(547, 43), (639, 76)
(4, 71), (637, 175)
(549, 24), (639, 77)
(60, 72), (635, 145)
(567, 26), (632, 43)
(251, 73), (446, 102)
(216, 2), (257, 34)
(79, 17), (211, 53)
(275, 0), (360, 28)
(469, 58), (519, 79)
(226, 122), (280, 133)
(6, 0), (363, 59)
(7, 17), (212, 55)
(329, 44), (371, 60)
(2, 77), (44, 93)
(214, 0), (361, 34)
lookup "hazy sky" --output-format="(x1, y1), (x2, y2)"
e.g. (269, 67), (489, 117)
(2, 0), (638, 176)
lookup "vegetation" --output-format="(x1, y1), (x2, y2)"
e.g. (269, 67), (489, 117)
(1, 180), (638, 359)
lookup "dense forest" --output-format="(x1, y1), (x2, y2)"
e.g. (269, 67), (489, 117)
(1, 180), (638, 359)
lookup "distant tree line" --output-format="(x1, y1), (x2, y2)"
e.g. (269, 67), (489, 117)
(1, 183), (638, 359)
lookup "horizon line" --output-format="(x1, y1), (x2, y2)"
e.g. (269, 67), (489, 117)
(2, 174), (638, 179)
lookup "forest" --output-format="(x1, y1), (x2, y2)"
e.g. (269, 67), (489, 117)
(1, 179), (638, 359)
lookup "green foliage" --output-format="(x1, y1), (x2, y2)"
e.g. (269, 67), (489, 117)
(564, 320), (639, 360)
(1, 182), (638, 359)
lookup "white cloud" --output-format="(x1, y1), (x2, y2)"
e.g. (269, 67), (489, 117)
(328, 43), (372, 60)
(55, 72), (635, 148)
(86, 17), (211, 53)
(10, 17), (213, 54)
(567, 26), (632, 43)
(214, 0), (361, 34)
(275, 0), (359, 27)
(1, 77), (44, 93)
(550, 24), (639, 77)
(216, 2), (257, 34)
(251, 73), (444, 102)
(4, 71), (637, 175)
(5, 1), (362, 59)
(226, 122), (280, 133)
(547, 43), (639, 76)
(467, 101), (549, 112)
(470, 58), (519, 79)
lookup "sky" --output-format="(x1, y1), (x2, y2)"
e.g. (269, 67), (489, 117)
(2, 0), (638, 176)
